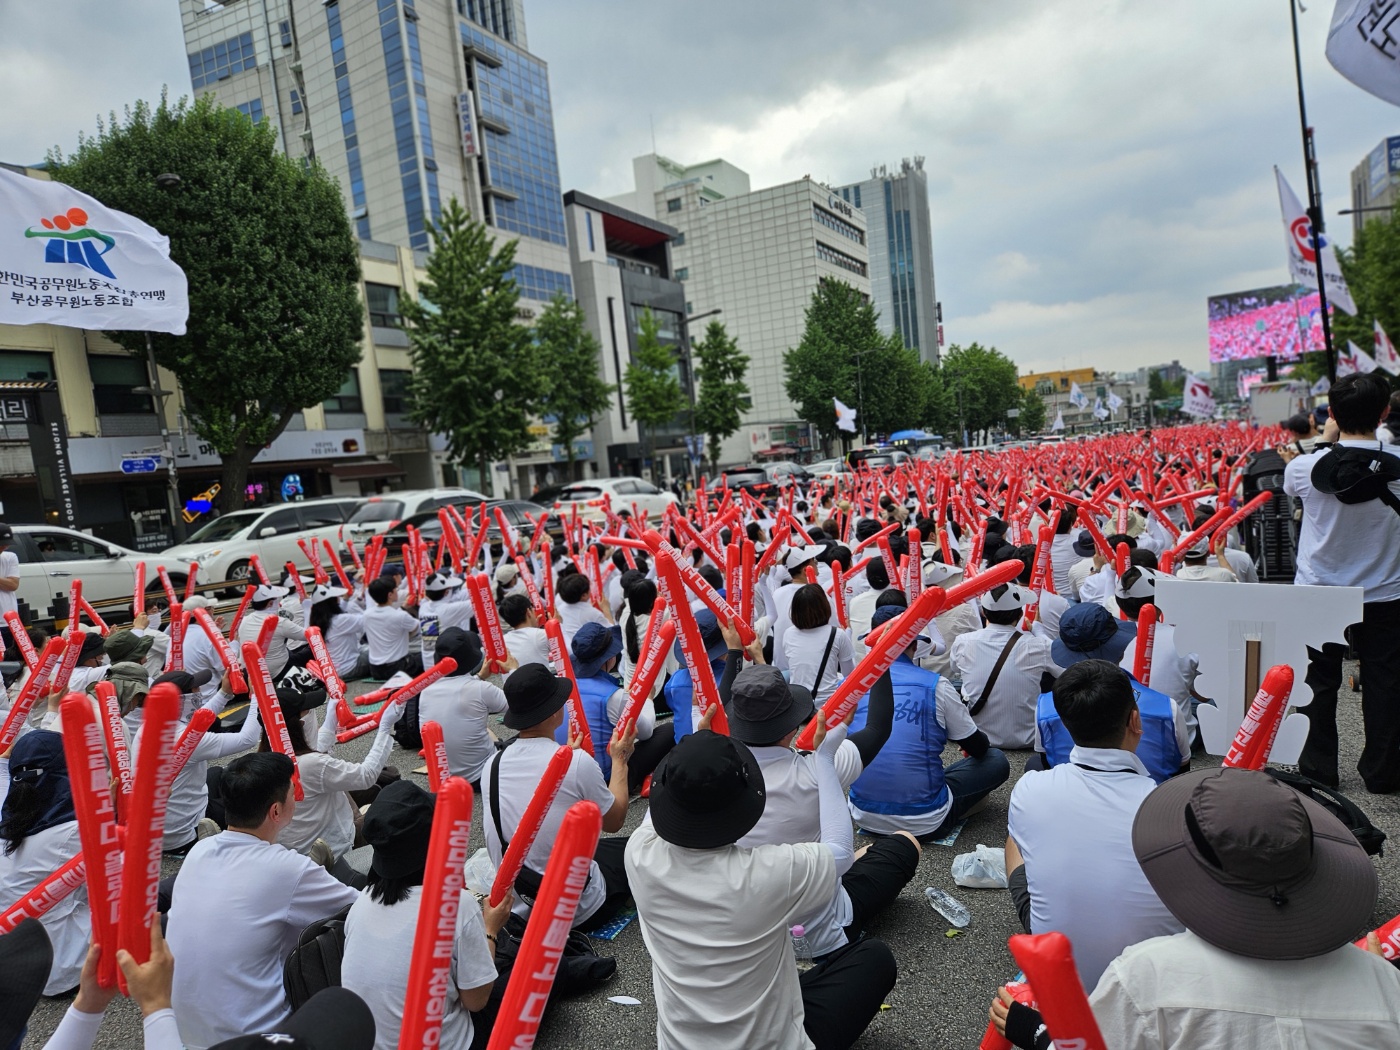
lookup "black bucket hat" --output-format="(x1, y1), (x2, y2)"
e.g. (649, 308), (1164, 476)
(502, 662), (574, 730)
(648, 730), (766, 848)
(362, 780), (436, 879)
(724, 665), (815, 745)
(434, 626), (484, 677)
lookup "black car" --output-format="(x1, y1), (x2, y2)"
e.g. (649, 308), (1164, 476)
(720, 467), (777, 497)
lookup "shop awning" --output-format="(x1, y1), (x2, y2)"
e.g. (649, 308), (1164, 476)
(328, 460), (406, 480)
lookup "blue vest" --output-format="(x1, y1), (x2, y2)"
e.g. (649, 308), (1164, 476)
(849, 656), (949, 816)
(555, 674), (620, 778)
(662, 657), (728, 744)
(1036, 680), (1181, 784)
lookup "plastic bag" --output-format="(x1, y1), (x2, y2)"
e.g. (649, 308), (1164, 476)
(951, 844), (1007, 888)
(463, 846), (498, 897)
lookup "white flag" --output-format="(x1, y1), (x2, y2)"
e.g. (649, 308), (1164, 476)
(1311, 375), (1332, 396)
(1106, 390), (1125, 412)
(1068, 382), (1089, 409)
(1340, 339), (1379, 376)
(833, 397), (857, 434)
(1050, 410), (1065, 432)
(1375, 319), (1400, 374)
(1327, 0), (1400, 107)
(1092, 397), (1109, 420)
(1183, 375), (1217, 418)
(0, 167), (189, 334)
(1275, 167), (1357, 315)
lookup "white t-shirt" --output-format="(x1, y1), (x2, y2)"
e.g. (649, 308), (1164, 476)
(1050, 532), (1077, 597)
(1066, 557), (1097, 601)
(418, 674), (509, 784)
(322, 607), (365, 677)
(625, 822), (835, 1050)
(1120, 622), (1198, 706)
(1029, 589), (1070, 642)
(279, 732), (393, 859)
(922, 597), (983, 679)
(167, 831), (360, 1049)
(0, 549), (17, 616)
(782, 624), (855, 702)
(342, 886), (497, 1050)
(236, 609), (304, 678)
(418, 593), (475, 661)
(0, 820), (89, 994)
(555, 597), (608, 647)
(1175, 563), (1237, 583)
(502, 626), (551, 673)
(363, 603), (420, 664)
(480, 736), (616, 924)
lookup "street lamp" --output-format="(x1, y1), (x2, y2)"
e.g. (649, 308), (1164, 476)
(147, 172), (186, 541)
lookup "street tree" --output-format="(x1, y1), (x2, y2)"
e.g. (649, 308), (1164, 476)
(1335, 220), (1400, 389)
(1018, 387), (1048, 435)
(785, 278), (888, 450)
(625, 308), (685, 478)
(692, 320), (750, 474)
(533, 292), (613, 482)
(400, 198), (539, 487)
(940, 343), (1024, 443)
(50, 94), (363, 512)
(919, 363), (958, 435)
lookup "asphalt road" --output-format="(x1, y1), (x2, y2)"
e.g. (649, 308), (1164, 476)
(21, 662), (1400, 1049)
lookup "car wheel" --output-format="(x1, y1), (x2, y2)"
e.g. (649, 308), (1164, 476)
(222, 560), (251, 600)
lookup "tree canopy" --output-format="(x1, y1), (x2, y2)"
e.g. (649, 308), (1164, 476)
(939, 343), (1024, 443)
(50, 93), (363, 512)
(533, 292), (614, 480)
(625, 308), (686, 472)
(692, 320), (749, 472)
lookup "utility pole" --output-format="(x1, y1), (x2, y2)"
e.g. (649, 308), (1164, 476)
(140, 333), (185, 543)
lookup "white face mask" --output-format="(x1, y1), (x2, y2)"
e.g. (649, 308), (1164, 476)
(912, 637), (934, 663)
(100, 655), (111, 666)
(149, 609), (162, 631)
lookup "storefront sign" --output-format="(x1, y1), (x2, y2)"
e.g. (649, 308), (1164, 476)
(68, 428), (366, 476)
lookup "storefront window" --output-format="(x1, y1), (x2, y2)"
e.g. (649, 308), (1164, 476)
(89, 355), (155, 415)
(0, 351), (55, 382)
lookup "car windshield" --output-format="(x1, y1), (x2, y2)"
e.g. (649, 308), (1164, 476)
(348, 500), (406, 524)
(186, 510), (262, 543)
(559, 487), (604, 501)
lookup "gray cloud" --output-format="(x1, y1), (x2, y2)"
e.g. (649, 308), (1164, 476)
(4, 0), (1397, 375)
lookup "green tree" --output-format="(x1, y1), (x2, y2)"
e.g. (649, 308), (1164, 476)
(1018, 386), (1048, 434)
(692, 320), (750, 473)
(533, 292), (613, 482)
(400, 198), (538, 487)
(50, 94), (363, 513)
(1336, 220), (1400, 389)
(859, 335), (927, 438)
(940, 343), (1024, 443)
(625, 308), (685, 478)
(919, 363), (958, 435)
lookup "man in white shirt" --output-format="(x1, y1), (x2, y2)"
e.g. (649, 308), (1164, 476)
(498, 593), (551, 672)
(418, 627), (508, 788)
(950, 584), (1063, 750)
(554, 570), (610, 647)
(0, 523), (19, 652)
(1173, 538), (1238, 583)
(1114, 566), (1201, 715)
(362, 577), (422, 679)
(920, 557), (981, 680)
(1006, 660), (1182, 990)
(847, 559), (895, 662)
(236, 583), (306, 679)
(166, 751), (360, 1049)
(416, 571), (474, 663)
(1282, 371), (1400, 793)
(1064, 530), (1099, 601)
(626, 726), (896, 1050)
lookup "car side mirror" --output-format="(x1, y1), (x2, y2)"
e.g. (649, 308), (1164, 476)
(107, 548), (122, 559)
(260, 526), (277, 538)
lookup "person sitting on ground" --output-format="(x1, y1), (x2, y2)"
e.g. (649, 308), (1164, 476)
(418, 627), (509, 788)
(166, 752), (360, 1049)
(362, 577), (422, 680)
(852, 605), (1011, 837)
(782, 584), (856, 704)
(619, 578), (673, 693)
(1005, 660), (1182, 991)
(1114, 566), (1203, 728)
(661, 608), (730, 743)
(1046, 503), (1080, 597)
(1173, 532), (1238, 583)
(497, 593), (551, 674)
(999, 543), (1070, 641)
(236, 583), (306, 680)
(768, 546), (819, 668)
(921, 556), (980, 680)
(482, 664), (635, 933)
(949, 583), (1062, 750)
(554, 571), (610, 647)
(417, 571), (474, 666)
(991, 766), (1400, 1049)
(626, 724), (897, 1050)
(557, 622), (673, 794)
(307, 581), (367, 681)
(494, 561), (526, 604)
(101, 629), (155, 737)
(342, 780), (511, 1050)
(848, 558), (896, 661)
(1078, 533), (1134, 608)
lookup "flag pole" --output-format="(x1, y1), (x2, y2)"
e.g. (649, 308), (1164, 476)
(1289, 0), (1338, 381)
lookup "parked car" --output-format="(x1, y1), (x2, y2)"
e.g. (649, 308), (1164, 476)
(553, 478), (678, 520)
(162, 496), (364, 593)
(718, 467), (778, 498)
(848, 447), (910, 473)
(765, 461), (814, 488)
(377, 500), (562, 563)
(345, 488), (489, 540)
(808, 458), (852, 482)
(8, 525), (193, 623)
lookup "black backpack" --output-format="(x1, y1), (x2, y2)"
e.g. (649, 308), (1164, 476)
(1311, 445), (1400, 517)
(282, 905), (352, 1010)
(1266, 769), (1387, 857)
(393, 695), (422, 750)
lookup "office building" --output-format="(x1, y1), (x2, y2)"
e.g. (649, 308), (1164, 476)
(1349, 136), (1400, 239)
(177, 0), (573, 491)
(609, 154), (871, 467)
(833, 158), (941, 366)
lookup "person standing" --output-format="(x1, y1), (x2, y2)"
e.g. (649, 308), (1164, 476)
(0, 523), (20, 655)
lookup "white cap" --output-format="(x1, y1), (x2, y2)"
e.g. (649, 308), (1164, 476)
(981, 583), (1029, 612)
(253, 584), (290, 602)
(784, 545), (819, 568)
(424, 571), (464, 592)
(923, 559), (963, 586)
(308, 583), (348, 604)
(1115, 566), (1158, 601)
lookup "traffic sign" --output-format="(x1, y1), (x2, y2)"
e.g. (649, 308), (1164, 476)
(120, 457), (160, 474)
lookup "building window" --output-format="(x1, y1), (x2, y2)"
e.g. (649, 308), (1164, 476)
(89, 355), (154, 415)
(628, 305), (682, 340)
(365, 283), (402, 327)
(1035, 380), (1053, 396)
(586, 212), (595, 253)
(326, 2), (370, 239)
(290, 89), (303, 115)
(815, 240), (868, 278)
(672, 231), (685, 247)
(1060, 377), (1069, 389)
(666, 198), (682, 213)
(322, 371), (364, 413)
(675, 267), (689, 281)
(380, 0), (440, 252)
(234, 98), (264, 123)
(507, 264), (572, 302)
(812, 204), (865, 245)
(0, 351), (54, 382)
(188, 32), (257, 89)
(379, 369), (413, 416)
(458, 0), (516, 42)
(279, 20), (293, 47)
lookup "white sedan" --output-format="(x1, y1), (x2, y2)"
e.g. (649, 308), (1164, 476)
(808, 458), (853, 482)
(554, 478), (678, 520)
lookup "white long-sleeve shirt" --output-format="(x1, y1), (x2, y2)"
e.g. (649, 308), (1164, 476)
(278, 715), (394, 859)
(0, 821), (88, 995)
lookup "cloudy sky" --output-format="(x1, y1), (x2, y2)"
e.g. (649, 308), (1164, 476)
(4, 0), (1398, 375)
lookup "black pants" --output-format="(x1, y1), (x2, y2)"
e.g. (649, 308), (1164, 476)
(1301, 597), (1400, 792)
(575, 836), (632, 934)
(800, 938), (897, 1050)
(840, 835), (920, 942)
(627, 732), (676, 794)
(367, 652), (423, 681)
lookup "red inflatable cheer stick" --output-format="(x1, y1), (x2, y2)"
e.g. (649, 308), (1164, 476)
(94, 681), (134, 824)
(165, 602), (185, 672)
(514, 554), (544, 616)
(60, 694), (124, 988)
(79, 599), (110, 637)
(242, 642), (304, 800)
(725, 543), (741, 612)
(170, 708), (218, 777)
(4, 610), (36, 671)
(155, 567), (178, 606)
(184, 565), (199, 601)
(64, 579), (84, 639)
(191, 607), (247, 694)
(116, 683), (181, 991)
(468, 573), (508, 672)
(905, 529), (924, 599)
(831, 561), (848, 629)
(1132, 604), (1158, 685)
(621, 619), (677, 730)
(0, 637), (67, 752)
(1007, 932), (1109, 1049)
(740, 539), (756, 626)
(1357, 913), (1400, 960)
(398, 777), (475, 1050)
(486, 801), (603, 1050)
(248, 554), (271, 588)
(1211, 490), (1273, 543)
(419, 720), (450, 792)
(489, 744), (574, 908)
(132, 561), (146, 619)
(303, 627), (346, 708)
(0, 852), (88, 933)
(48, 629), (85, 698)
(333, 658), (459, 743)
(1113, 540), (1130, 578)
(657, 555), (728, 735)
(322, 539), (354, 593)
(979, 982), (1037, 1050)
(1075, 506), (1113, 561)
(542, 617), (594, 759)
(641, 529), (755, 647)
(1222, 664), (1295, 770)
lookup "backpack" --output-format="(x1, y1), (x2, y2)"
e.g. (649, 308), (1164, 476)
(1311, 445), (1400, 517)
(393, 695), (422, 750)
(1265, 769), (1387, 857)
(282, 905), (352, 1010)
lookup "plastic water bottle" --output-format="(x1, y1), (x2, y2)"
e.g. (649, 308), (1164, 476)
(925, 887), (971, 928)
(790, 924), (814, 969)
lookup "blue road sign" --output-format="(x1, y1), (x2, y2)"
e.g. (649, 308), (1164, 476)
(120, 457), (160, 474)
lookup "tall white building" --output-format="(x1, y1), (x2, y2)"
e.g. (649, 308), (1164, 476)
(609, 154), (871, 467)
